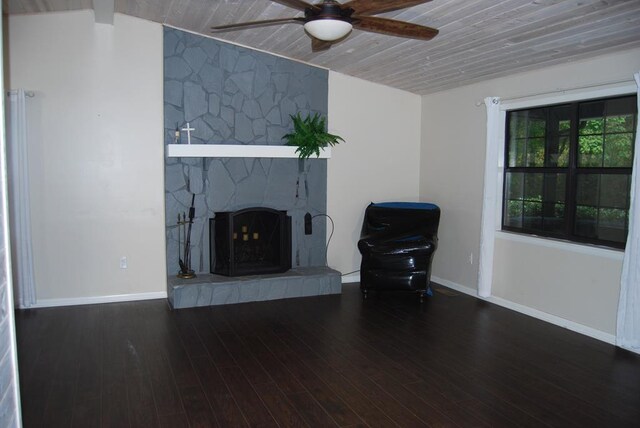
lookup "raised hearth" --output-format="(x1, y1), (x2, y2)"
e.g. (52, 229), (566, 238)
(167, 266), (341, 309)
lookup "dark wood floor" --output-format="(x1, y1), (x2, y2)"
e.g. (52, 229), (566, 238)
(15, 283), (640, 427)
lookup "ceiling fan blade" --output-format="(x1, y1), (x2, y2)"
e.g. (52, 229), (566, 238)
(342, 0), (433, 15)
(311, 38), (333, 52)
(352, 15), (438, 40)
(271, 0), (320, 12)
(211, 17), (305, 32)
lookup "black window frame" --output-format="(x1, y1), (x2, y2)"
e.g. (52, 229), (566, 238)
(502, 94), (637, 250)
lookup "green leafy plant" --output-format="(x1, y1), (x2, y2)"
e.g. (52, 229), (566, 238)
(282, 113), (344, 159)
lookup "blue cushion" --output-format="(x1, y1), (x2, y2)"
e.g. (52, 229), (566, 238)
(373, 202), (439, 211)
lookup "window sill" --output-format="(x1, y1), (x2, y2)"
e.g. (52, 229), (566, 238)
(495, 230), (624, 261)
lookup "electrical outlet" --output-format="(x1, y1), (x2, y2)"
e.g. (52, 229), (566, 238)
(468, 253), (473, 265)
(120, 256), (128, 269)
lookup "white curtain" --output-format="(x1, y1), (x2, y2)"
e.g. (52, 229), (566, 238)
(616, 73), (640, 353)
(6, 89), (36, 308)
(478, 97), (502, 298)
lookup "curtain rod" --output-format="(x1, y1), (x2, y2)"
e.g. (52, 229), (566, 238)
(474, 78), (635, 107)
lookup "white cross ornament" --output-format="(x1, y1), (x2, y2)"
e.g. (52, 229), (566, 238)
(181, 122), (195, 145)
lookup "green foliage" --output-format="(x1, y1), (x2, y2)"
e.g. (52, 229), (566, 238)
(578, 116), (634, 167)
(282, 113), (344, 159)
(510, 114), (634, 169)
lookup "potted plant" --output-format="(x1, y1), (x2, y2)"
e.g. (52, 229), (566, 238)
(282, 113), (344, 159)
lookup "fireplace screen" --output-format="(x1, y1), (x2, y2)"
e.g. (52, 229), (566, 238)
(210, 207), (292, 276)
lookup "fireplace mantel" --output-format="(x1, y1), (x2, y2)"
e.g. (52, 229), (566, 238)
(166, 144), (331, 159)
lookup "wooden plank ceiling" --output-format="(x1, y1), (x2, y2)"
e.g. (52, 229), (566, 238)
(5, 0), (640, 95)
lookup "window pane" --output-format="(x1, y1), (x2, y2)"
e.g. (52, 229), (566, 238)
(542, 202), (565, 234)
(543, 173), (566, 203)
(606, 115), (635, 133)
(576, 174), (599, 206)
(598, 208), (627, 243)
(577, 173), (630, 210)
(547, 136), (569, 167)
(575, 174), (631, 243)
(508, 109), (547, 167)
(504, 173), (566, 234)
(504, 200), (523, 228)
(578, 135), (603, 167)
(605, 96), (637, 118)
(579, 117), (604, 135)
(575, 205), (597, 239)
(578, 97), (636, 169)
(599, 174), (630, 209)
(509, 138), (526, 167)
(506, 172), (524, 200)
(523, 201), (542, 230)
(578, 100), (604, 168)
(575, 206), (628, 243)
(604, 133), (634, 167)
(547, 105), (572, 168)
(510, 112), (527, 139)
(523, 172), (544, 230)
(524, 173), (543, 202)
(575, 173), (630, 243)
(526, 138), (545, 167)
(510, 110), (546, 137)
(542, 174), (566, 234)
(529, 118), (546, 138)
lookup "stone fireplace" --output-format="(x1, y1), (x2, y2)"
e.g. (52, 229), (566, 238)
(163, 28), (341, 308)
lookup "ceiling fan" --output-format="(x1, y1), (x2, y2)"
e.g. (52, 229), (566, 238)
(210, 0), (438, 52)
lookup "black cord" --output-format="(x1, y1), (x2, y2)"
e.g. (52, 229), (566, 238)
(312, 214), (334, 267)
(310, 214), (360, 277)
(341, 270), (360, 276)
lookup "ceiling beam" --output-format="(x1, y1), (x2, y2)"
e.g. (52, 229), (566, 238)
(93, 0), (115, 25)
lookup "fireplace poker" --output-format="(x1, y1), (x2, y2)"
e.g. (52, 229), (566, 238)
(186, 194), (195, 264)
(177, 214), (181, 268)
(178, 193), (196, 278)
(178, 212), (189, 275)
(178, 194), (196, 279)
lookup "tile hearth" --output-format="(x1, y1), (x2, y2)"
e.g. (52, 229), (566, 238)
(168, 266), (341, 309)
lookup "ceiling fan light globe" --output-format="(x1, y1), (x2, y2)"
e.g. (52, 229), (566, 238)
(304, 19), (352, 41)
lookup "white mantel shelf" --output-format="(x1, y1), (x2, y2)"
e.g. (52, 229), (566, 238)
(166, 144), (331, 159)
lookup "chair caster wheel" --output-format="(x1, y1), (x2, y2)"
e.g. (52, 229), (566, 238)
(418, 287), (432, 302)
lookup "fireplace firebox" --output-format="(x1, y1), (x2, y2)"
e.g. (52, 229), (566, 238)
(210, 207), (292, 276)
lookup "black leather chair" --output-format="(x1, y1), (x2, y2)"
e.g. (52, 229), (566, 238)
(358, 202), (440, 298)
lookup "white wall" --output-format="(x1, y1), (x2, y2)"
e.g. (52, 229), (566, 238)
(7, 11), (166, 302)
(328, 72), (422, 276)
(420, 48), (640, 335)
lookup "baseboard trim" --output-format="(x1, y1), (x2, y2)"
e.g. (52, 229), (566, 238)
(28, 291), (168, 309)
(28, 277), (616, 344)
(431, 276), (616, 345)
(341, 272), (360, 284)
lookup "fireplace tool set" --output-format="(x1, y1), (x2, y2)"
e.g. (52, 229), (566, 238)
(177, 193), (196, 279)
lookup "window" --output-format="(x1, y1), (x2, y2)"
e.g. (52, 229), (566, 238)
(503, 95), (637, 249)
